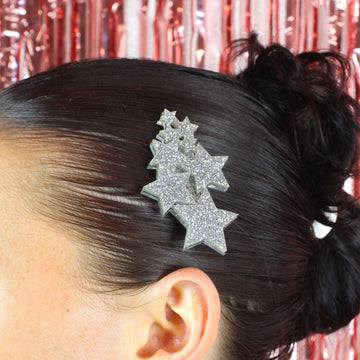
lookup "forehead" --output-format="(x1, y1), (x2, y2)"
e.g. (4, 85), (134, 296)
(0, 142), (33, 217)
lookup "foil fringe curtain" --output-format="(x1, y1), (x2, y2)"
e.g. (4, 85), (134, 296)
(1, 0), (360, 88)
(1, 1), (360, 359)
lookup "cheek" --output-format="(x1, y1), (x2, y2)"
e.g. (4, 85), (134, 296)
(0, 279), (13, 330)
(0, 237), (116, 360)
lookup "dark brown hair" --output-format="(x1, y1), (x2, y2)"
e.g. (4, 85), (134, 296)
(0, 35), (360, 359)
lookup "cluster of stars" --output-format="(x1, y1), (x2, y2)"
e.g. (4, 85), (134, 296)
(141, 109), (238, 255)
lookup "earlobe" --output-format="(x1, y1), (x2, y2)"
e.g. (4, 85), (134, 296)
(137, 268), (220, 359)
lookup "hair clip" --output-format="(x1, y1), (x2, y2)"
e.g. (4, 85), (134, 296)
(312, 207), (338, 239)
(141, 109), (238, 255)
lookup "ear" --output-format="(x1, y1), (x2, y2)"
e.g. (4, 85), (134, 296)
(137, 267), (220, 360)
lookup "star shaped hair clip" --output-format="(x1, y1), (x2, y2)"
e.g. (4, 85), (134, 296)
(141, 109), (238, 255)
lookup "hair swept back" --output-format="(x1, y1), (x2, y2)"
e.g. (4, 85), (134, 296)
(0, 34), (360, 359)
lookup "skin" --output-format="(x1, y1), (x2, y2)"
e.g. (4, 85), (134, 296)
(0, 142), (221, 360)
(0, 143), (141, 359)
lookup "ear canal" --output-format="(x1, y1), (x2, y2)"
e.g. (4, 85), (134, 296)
(137, 303), (188, 358)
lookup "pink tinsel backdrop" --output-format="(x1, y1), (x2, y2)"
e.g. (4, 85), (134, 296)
(0, 1), (360, 359)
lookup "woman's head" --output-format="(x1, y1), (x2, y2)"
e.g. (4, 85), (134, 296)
(0, 36), (359, 359)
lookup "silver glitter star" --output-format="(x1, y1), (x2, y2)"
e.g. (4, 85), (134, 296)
(178, 116), (198, 137)
(141, 167), (195, 216)
(178, 116), (198, 153)
(148, 140), (187, 173)
(179, 135), (197, 154)
(172, 189), (238, 255)
(150, 139), (162, 155)
(156, 127), (180, 143)
(186, 144), (229, 193)
(142, 109), (238, 255)
(157, 114), (199, 145)
(157, 109), (179, 129)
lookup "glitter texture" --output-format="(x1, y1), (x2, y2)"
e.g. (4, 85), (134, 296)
(186, 144), (229, 193)
(141, 168), (194, 216)
(141, 109), (238, 255)
(173, 188), (238, 255)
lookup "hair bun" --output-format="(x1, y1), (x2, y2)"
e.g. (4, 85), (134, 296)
(233, 33), (360, 214)
(233, 34), (360, 340)
(297, 197), (360, 337)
